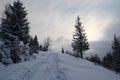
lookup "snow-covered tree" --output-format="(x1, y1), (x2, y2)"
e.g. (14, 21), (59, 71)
(10, 38), (23, 63)
(10, 38), (32, 63)
(0, 39), (13, 65)
(72, 16), (89, 58)
(112, 34), (120, 73)
(1, 0), (30, 44)
(0, 4), (15, 42)
(0, 5), (14, 65)
(0, 0), (32, 65)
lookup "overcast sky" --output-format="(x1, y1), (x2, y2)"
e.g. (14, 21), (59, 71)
(0, 0), (120, 57)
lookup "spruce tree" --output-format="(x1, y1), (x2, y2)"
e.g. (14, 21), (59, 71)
(72, 16), (89, 58)
(29, 36), (39, 53)
(0, 4), (14, 41)
(102, 52), (113, 70)
(112, 34), (120, 73)
(33, 35), (39, 53)
(0, 0), (31, 64)
(1, 0), (30, 44)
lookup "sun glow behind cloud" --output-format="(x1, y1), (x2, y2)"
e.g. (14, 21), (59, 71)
(83, 14), (112, 41)
(0, 0), (113, 41)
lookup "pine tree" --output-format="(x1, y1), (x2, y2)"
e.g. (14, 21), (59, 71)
(1, 0), (30, 44)
(72, 16), (89, 58)
(102, 52), (113, 70)
(29, 36), (39, 53)
(33, 35), (39, 53)
(0, 4), (15, 42)
(0, 0), (31, 64)
(112, 34), (120, 73)
(0, 3), (16, 65)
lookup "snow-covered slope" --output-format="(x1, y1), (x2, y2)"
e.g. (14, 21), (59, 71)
(0, 51), (120, 80)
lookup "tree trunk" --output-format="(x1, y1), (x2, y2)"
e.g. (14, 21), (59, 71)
(80, 51), (83, 59)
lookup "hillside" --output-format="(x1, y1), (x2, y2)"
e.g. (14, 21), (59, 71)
(0, 51), (120, 80)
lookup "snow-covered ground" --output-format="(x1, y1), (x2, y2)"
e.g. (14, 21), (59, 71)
(0, 51), (120, 80)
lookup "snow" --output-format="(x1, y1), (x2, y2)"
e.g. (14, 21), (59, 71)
(0, 62), (5, 71)
(0, 51), (120, 80)
(59, 53), (120, 80)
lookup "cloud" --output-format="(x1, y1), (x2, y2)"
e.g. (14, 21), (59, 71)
(0, 0), (120, 57)
(103, 19), (120, 40)
(51, 37), (72, 52)
(85, 40), (112, 57)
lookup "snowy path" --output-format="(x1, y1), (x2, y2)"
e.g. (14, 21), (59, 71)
(0, 52), (67, 80)
(0, 51), (120, 80)
(23, 53), (67, 80)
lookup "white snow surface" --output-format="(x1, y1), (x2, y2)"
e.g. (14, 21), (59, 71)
(0, 51), (120, 80)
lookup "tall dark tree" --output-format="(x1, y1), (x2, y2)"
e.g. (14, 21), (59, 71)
(33, 35), (39, 53)
(112, 34), (120, 73)
(102, 52), (113, 70)
(72, 16), (89, 58)
(29, 36), (39, 53)
(1, 0), (30, 44)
